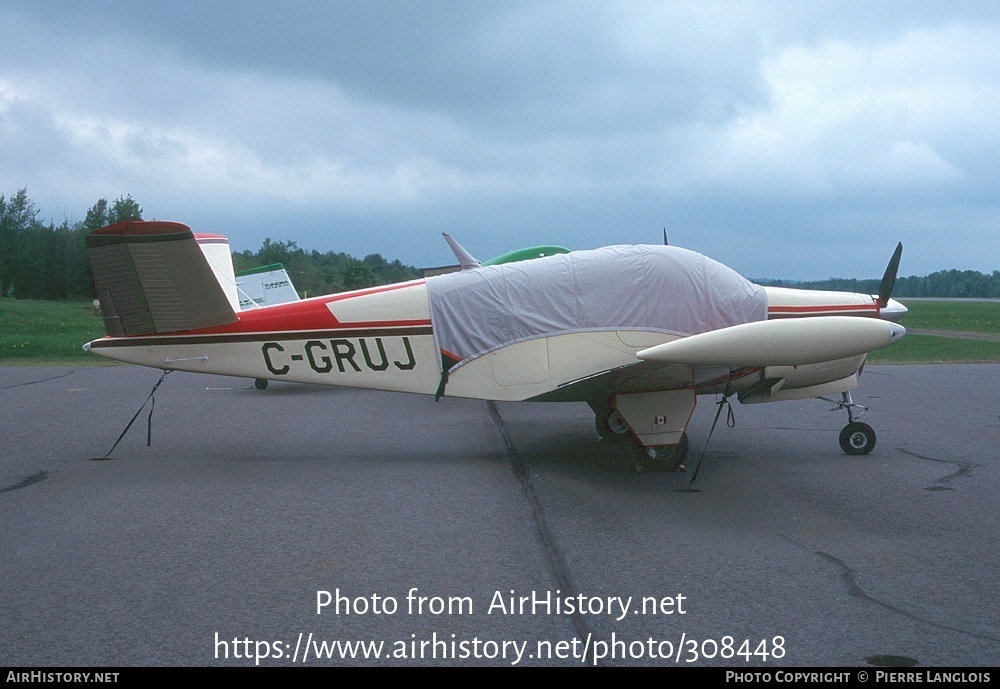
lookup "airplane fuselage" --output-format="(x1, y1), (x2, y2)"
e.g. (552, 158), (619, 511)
(86, 278), (903, 404)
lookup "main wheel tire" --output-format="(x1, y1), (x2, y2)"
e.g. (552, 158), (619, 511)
(632, 434), (689, 472)
(839, 422), (876, 455)
(254, 378), (269, 390)
(595, 407), (630, 442)
(666, 433), (690, 468)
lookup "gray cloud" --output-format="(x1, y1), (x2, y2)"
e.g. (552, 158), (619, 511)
(1, 1), (997, 278)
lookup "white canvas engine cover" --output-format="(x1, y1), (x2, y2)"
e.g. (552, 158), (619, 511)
(426, 245), (767, 370)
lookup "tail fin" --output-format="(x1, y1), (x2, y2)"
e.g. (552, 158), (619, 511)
(192, 234), (301, 309)
(194, 233), (241, 311)
(87, 220), (238, 336)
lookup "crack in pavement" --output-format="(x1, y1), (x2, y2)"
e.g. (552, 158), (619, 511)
(815, 551), (1000, 645)
(485, 400), (597, 665)
(0, 370), (78, 391)
(0, 470), (49, 493)
(897, 448), (977, 487)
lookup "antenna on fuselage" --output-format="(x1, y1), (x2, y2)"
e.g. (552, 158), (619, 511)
(442, 233), (480, 270)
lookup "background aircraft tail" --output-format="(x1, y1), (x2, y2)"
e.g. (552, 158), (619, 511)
(234, 264), (300, 308)
(87, 220), (238, 337)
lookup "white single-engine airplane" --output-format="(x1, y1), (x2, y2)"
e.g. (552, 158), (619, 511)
(84, 220), (906, 467)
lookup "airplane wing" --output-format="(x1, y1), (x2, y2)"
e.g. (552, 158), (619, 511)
(636, 316), (905, 367)
(529, 359), (738, 402)
(533, 316), (905, 404)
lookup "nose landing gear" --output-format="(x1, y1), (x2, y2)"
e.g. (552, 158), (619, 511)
(824, 391), (876, 455)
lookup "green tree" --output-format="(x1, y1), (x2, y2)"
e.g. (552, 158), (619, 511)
(257, 238), (300, 267)
(0, 194), (14, 297)
(342, 257), (373, 291)
(80, 194), (142, 232)
(1, 189), (42, 298)
(81, 198), (110, 232)
(109, 195), (142, 224)
(1, 191), (145, 299)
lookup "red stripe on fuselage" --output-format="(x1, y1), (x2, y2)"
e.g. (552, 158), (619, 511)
(231, 280), (429, 333)
(322, 280), (426, 303)
(156, 279), (429, 336)
(89, 325), (433, 349)
(767, 303), (879, 318)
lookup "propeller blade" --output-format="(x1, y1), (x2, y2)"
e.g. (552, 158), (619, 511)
(877, 242), (903, 308)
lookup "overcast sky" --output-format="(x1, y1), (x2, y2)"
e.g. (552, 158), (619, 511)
(2, 1), (997, 279)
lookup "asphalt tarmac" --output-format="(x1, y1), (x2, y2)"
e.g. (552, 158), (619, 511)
(1, 364), (998, 667)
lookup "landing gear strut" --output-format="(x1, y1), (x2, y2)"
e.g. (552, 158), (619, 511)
(825, 391), (876, 455)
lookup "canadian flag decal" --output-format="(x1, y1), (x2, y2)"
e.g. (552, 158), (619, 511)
(654, 416), (667, 425)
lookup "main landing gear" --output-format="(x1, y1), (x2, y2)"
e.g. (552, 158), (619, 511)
(594, 406), (630, 442)
(592, 404), (689, 471)
(632, 434), (689, 472)
(825, 391), (876, 455)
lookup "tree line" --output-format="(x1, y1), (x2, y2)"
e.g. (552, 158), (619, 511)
(2, 187), (996, 300)
(0, 188), (420, 301)
(0, 189), (142, 300)
(230, 238), (420, 297)
(757, 272), (1000, 299)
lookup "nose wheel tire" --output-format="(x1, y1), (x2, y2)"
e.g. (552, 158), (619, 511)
(254, 378), (269, 390)
(839, 422), (876, 455)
